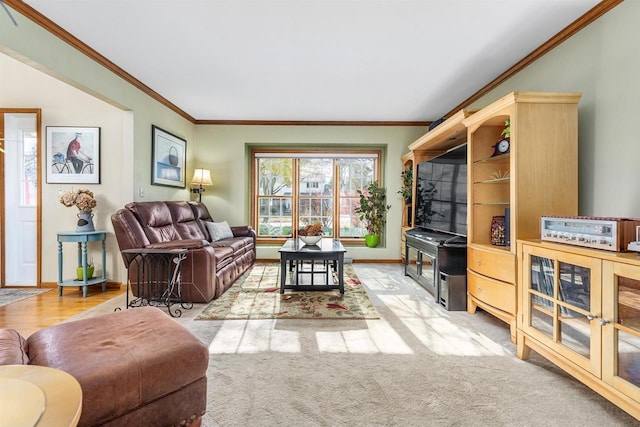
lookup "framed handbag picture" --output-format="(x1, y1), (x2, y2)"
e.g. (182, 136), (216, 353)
(151, 125), (186, 188)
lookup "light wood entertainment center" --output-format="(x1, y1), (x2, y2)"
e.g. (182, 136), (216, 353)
(400, 92), (640, 418)
(463, 92), (581, 343)
(401, 109), (473, 263)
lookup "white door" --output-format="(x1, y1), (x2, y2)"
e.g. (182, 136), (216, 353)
(2, 112), (38, 286)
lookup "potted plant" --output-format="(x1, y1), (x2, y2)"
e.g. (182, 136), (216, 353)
(501, 118), (511, 139)
(397, 168), (413, 204)
(355, 181), (391, 248)
(76, 257), (95, 280)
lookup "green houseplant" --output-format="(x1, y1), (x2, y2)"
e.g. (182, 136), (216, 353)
(355, 181), (391, 248)
(397, 168), (413, 204)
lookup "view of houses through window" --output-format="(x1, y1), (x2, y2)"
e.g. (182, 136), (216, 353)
(253, 151), (381, 241)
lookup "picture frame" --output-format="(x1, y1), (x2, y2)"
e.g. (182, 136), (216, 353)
(46, 126), (101, 184)
(151, 125), (186, 188)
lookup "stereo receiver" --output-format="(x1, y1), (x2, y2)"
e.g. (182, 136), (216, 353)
(541, 216), (640, 252)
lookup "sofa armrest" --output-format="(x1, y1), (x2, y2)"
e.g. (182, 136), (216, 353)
(231, 226), (256, 238)
(146, 239), (209, 250)
(0, 329), (29, 365)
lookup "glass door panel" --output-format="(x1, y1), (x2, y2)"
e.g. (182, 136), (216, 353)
(604, 266), (640, 396)
(530, 298), (554, 338)
(419, 252), (436, 291)
(522, 244), (601, 376)
(618, 276), (640, 332)
(530, 255), (554, 298)
(559, 305), (591, 358)
(617, 329), (640, 388)
(559, 262), (591, 311)
(529, 254), (555, 338)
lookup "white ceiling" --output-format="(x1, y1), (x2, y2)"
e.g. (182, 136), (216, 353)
(22, 0), (602, 122)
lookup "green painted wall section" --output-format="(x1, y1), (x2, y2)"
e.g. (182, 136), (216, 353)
(1, 0), (638, 274)
(468, 0), (640, 217)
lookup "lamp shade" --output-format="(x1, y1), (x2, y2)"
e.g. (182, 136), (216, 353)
(191, 168), (213, 186)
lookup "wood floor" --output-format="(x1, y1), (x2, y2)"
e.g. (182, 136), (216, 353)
(0, 285), (126, 338)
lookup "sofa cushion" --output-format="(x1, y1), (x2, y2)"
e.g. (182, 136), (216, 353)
(126, 202), (180, 243)
(0, 329), (28, 365)
(211, 236), (254, 254)
(166, 201), (207, 240)
(205, 221), (234, 242)
(26, 307), (209, 427)
(213, 246), (234, 270)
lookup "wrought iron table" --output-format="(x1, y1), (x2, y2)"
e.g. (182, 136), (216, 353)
(121, 248), (192, 317)
(278, 238), (346, 294)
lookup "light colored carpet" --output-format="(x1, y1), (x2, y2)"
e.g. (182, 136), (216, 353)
(64, 264), (638, 426)
(0, 288), (51, 308)
(196, 263), (379, 320)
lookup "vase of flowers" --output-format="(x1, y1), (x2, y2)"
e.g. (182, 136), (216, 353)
(60, 188), (97, 232)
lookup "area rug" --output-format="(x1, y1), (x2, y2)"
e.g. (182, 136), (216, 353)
(0, 288), (51, 308)
(196, 263), (379, 320)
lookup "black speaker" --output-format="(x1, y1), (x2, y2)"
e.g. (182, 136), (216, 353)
(505, 207), (511, 248)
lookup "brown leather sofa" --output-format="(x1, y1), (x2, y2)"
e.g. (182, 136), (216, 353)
(111, 201), (256, 302)
(0, 307), (209, 427)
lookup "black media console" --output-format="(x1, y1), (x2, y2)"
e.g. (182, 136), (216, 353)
(404, 228), (467, 310)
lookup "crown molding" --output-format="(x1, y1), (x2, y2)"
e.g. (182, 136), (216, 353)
(5, 0), (622, 125)
(4, 0), (196, 123)
(443, 0), (623, 118)
(194, 119), (430, 126)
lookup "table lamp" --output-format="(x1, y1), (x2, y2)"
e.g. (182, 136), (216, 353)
(190, 168), (213, 202)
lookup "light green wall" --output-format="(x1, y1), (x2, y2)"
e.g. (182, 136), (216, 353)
(0, 53), (128, 284)
(0, 4), (195, 203)
(1, 1), (637, 279)
(194, 125), (426, 259)
(468, 0), (640, 217)
(1, 4), (425, 269)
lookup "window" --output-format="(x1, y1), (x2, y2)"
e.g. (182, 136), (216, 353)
(21, 132), (37, 207)
(252, 150), (381, 243)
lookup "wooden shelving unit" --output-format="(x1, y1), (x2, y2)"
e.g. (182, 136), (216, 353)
(463, 92), (581, 343)
(400, 152), (413, 263)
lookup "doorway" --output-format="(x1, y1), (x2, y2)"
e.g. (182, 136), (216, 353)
(0, 110), (41, 287)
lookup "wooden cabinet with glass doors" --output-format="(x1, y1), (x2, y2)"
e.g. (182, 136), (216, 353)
(518, 239), (640, 419)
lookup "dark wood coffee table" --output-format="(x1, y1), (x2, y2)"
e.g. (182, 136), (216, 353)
(279, 238), (346, 294)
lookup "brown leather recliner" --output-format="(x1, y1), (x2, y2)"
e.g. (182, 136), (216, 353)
(111, 201), (255, 302)
(0, 307), (209, 427)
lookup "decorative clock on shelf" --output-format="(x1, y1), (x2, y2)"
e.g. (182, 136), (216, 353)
(492, 138), (510, 156)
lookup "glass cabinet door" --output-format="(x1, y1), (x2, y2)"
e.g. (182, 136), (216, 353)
(521, 245), (602, 376)
(602, 261), (640, 402)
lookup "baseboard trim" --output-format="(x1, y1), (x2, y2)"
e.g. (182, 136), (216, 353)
(257, 258), (402, 264)
(40, 281), (124, 289)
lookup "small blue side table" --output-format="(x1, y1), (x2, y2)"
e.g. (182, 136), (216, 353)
(57, 230), (107, 297)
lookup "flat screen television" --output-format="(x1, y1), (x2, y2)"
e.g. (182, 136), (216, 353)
(415, 143), (467, 236)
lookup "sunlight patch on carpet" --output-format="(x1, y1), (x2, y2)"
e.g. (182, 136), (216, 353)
(196, 263), (379, 320)
(378, 294), (509, 356)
